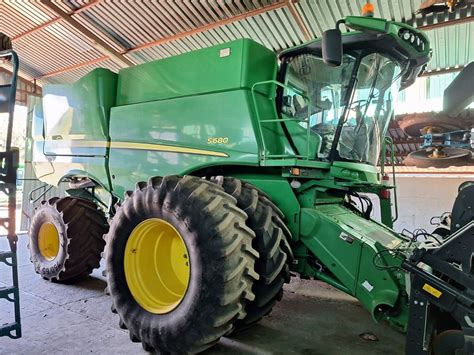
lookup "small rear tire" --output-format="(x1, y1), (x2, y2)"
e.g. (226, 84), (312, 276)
(28, 197), (107, 282)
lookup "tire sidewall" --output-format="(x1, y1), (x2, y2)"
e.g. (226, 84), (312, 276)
(107, 187), (218, 349)
(29, 204), (68, 279)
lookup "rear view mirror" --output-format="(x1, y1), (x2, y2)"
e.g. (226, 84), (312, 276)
(322, 29), (343, 67)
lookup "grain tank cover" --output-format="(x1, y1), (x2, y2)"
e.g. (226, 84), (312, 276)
(116, 38), (277, 106)
(42, 68), (118, 143)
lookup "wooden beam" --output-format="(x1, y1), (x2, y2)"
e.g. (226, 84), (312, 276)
(418, 15), (474, 31)
(391, 138), (425, 145)
(39, 0), (134, 68)
(421, 65), (465, 77)
(386, 152), (415, 157)
(285, 0), (312, 41)
(11, 0), (102, 42)
(392, 170), (474, 174)
(38, 56), (109, 79)
(125, 1), (287, 54)
(0, 63), (42, 87)
(37, 1), (287, 79)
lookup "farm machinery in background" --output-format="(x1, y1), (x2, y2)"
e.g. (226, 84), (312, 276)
(418, 0), (474, 14)
(8, 3), (474, 355)
(400, 62), (474, 168)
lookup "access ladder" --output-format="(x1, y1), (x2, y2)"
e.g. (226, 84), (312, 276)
(0, 49), (21, 339)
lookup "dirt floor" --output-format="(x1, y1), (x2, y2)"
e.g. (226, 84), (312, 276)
(0, 235), (405, 354)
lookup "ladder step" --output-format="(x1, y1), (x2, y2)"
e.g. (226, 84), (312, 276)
(0, 250), (13, 265)
(0, 250), (13, 258)
(0, 322), (21, 339)
(0, 286), (16, 301)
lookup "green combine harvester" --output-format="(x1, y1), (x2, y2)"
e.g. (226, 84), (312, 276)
(25, 11), (473, 355)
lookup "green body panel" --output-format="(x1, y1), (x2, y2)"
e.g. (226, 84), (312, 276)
(344, 15), (430, 62)
(42, 68), (117, 151)
(108, 89), (262, 197)
(299, 204), (406, 329)
(380, 196), (394, 228)
(330, 162), (380, 185)
(33, 68), (117, 189)
(117, 39), (277, 106)
(253, 89), (295, 158)
(283, 120), (320, 159)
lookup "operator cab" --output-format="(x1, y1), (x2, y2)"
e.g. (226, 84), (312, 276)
(277, 17), (431, 167)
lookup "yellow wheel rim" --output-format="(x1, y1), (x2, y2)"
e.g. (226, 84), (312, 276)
(38, 222), (60, 261)
(124, 218), (190, 314)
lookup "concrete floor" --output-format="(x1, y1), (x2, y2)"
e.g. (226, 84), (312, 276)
(0, 235), (405, 354)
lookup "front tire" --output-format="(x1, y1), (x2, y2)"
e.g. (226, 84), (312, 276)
(28, 197), (107, 282)
(105, 175), (259, 353)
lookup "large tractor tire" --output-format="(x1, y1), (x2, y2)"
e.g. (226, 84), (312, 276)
(28, 197), (107, 282)
(105, 175), (259, 353)
(211, 176), (293, 329)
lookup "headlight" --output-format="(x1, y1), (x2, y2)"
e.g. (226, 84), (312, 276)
(398, 29), (425, 52)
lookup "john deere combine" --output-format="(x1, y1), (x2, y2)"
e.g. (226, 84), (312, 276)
(26, 10), (473, 355)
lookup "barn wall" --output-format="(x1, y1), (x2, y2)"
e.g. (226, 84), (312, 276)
(393, 176), (471, 233)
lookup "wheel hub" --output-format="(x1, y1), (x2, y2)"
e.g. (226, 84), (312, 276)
(124, 218), (190, 314)
(429, 147), (448, 159)
(37, 222), (60, 261)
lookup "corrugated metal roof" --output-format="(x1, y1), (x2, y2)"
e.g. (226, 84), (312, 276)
(1, 0), (472, 85)
(425, 21), (473, 71)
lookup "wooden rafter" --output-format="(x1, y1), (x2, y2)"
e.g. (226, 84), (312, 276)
(284, 0), (312, 41)
(36, 1), (288, 79)
(11, 0), (103, 42)
(39, 0), (134, 68)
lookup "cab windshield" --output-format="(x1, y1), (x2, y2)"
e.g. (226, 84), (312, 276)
(282, 52), (402, 165)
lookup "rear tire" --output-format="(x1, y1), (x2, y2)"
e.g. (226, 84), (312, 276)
(211, 176), (293, 329)
(105, 175), (259, 353)
(28, 197), (107, 282)
(432, 330), (465, 355)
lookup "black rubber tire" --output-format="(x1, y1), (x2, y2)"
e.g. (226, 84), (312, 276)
(105, 175), (259, 353)
(432, 330), (465, 355)
(0, 33), (12, 51)
(28, 197), (107, 282)
(404, 148), (472, 168)
(211, 176), (293, 330)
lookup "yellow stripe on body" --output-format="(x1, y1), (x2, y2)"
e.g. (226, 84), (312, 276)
(111, 141), (228, 157)
(44, 140), (228, 157)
